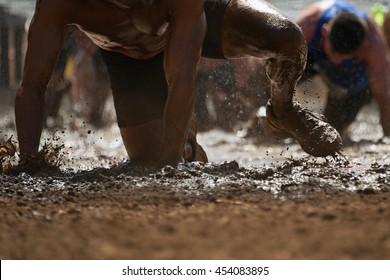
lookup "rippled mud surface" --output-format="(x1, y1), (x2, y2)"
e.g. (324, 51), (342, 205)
(0, 102), (389, 259)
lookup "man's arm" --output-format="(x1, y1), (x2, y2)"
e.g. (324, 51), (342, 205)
(295, 3), (323, 42)
(15, 1), (67, 159)
(363, 18), (390, 136)
(158, 0), (206, 166)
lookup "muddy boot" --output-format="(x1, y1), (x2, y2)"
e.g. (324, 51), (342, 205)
(263, 100), (342, 157)
(183, 116), (208, 163)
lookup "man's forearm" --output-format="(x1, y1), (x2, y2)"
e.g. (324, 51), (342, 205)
(15, 86), (45, 158)
(158, 78), (197, 166)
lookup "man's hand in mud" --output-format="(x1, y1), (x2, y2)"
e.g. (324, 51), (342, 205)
(14, 154), (60, 175)
(12, 143), (63, 175)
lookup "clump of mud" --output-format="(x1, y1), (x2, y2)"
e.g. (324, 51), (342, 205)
(1, 137), (64, 176)
(0, 136), (16, 173)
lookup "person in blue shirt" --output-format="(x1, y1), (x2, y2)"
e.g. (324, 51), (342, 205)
(296, 0), (390, 140)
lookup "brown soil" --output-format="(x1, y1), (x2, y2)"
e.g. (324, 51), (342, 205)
(0, 102), (389, 260)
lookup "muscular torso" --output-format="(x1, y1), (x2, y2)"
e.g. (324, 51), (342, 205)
(59, 0), (171, 59)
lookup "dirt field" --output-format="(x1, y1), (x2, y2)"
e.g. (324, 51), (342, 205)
(0, 96), (389, 260)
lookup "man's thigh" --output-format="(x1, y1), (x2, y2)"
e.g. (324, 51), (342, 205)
(99, 49), (167, 127)
(219, 0), (296, 58)
(202, 0), (231, 59)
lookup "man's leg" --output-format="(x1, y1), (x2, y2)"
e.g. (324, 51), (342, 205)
(220, 0), (305, 114)
(100, 50), (208, 165)
(121, 115), (208, 165)
(120, 119), (163, 165)
(217, 0), (342, 156)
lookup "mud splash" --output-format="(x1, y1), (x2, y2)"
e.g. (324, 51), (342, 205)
(1, 147), (388, 206)
(1, 139), (64, 176)
(0, 102), (389, 204)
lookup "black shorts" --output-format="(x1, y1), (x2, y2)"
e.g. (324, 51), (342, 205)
(100, 0), (230, 127)
(202, 0), (231, 59)
(99, 50), (168, 127)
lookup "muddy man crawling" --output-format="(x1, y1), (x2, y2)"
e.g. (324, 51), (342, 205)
(15, 0), (342, 168)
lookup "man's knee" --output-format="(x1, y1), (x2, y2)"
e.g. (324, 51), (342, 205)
(275, 20), (306, 58)
(265, 21), (307, 83)
(222, 1), (305, 58)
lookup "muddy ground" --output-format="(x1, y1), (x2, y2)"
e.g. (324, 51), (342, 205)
(0, 95), (389, 260)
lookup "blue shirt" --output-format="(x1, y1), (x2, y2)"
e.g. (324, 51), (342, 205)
(307, 0), (369, 94)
